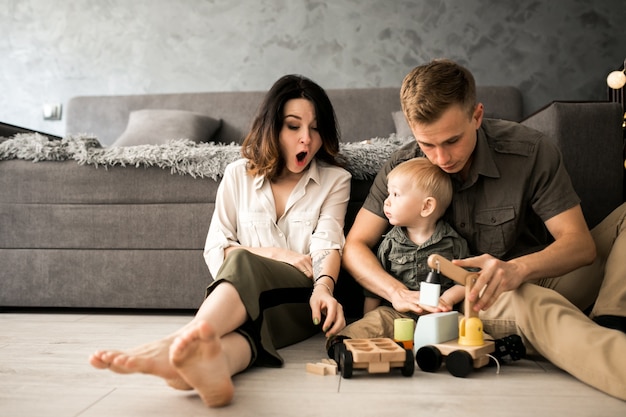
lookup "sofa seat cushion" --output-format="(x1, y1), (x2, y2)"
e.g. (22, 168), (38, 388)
(0, 248), (208, 309)
(0, 202), (213, 250)
(0, 160), (220, 204)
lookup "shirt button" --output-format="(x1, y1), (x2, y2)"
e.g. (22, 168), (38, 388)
(460, 222), (465, 228)
(491, 217), (497, 224)
(279, 233), (284, 237)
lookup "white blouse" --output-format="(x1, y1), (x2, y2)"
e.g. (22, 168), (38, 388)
(204, 158), (352, 278)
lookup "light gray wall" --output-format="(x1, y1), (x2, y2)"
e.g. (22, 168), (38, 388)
(1, 0), (624, 138)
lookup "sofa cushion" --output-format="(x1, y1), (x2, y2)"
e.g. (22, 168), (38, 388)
(111, 109), (222, 147)
(521, 101), (624, 228)
(392, 110), (413, 138)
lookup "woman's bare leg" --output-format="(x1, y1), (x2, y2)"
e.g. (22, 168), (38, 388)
(89, 282), (248, 392)
(191, 281), (248, 335)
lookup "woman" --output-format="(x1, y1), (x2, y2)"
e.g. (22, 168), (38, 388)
(89, 74), (351, 407)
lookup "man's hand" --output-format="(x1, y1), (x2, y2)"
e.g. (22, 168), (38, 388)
(390, 287), (426, 316)
(453, 254), (525, 312)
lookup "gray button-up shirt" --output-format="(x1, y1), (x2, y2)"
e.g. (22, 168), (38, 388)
(364, 119), (580, 260)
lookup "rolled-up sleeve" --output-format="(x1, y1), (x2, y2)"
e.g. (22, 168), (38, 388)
(203, 162), (243, 278)
(309, 167), (351, 253)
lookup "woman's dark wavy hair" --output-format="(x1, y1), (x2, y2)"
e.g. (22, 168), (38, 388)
(242, 74), (341, 180)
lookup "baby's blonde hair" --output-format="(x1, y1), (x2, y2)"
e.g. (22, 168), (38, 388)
(387, 157), (453, 218)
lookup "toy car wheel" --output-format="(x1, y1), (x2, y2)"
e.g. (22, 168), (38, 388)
(446, 350), (474, 378)
(340, 348), (354, 379)
(415, 345), (442, 372)
(334, 343), (346, 370)
(401, 348), (415, 377)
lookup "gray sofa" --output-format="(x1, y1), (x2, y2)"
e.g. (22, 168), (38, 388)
(1, 86), (623, 318)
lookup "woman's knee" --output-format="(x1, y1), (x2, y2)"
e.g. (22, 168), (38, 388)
(217, 249), (262, 278)
(223, 248), (254, 266)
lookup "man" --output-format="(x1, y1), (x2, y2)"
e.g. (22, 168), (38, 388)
(343, 59), (626, 400)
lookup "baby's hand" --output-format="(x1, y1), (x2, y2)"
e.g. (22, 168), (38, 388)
(418, 303), (441, 314)
(437, 298), (454, 312)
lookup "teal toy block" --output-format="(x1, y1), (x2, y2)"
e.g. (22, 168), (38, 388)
(413, 311), (459, 352)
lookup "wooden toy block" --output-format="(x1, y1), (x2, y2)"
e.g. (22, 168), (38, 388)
(306, 362), (326, 375)
(320, 361), (338, 375)
(306, 361), (338, 376)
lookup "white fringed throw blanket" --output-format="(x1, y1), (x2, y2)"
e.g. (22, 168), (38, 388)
(0, 133), (415, 180)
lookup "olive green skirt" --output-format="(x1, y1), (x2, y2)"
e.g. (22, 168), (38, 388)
(206, 249), (318, 368)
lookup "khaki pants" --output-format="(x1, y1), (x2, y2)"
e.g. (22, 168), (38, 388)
(337, 306), (411, 340)
(479, 203), (626, 400)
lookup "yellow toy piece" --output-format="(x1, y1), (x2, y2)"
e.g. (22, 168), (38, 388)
(458, 317), (484, 346)
(393, 318), (415, 350)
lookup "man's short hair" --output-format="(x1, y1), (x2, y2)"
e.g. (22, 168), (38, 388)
(400, 59), (476, 125)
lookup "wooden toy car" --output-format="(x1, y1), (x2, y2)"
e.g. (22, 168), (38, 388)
(414, 254), (495, 377)
(335, 338), (414, 379)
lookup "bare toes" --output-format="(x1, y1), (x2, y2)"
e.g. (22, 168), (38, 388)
(88, 352), (110, 369)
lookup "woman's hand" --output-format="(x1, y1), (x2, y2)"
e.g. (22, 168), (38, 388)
(310, 286), (346, 336)
(275, 249), (313, 278)
(229, 246), (314, 279)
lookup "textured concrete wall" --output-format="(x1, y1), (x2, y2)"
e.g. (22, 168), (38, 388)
(1, 0), (624, 138)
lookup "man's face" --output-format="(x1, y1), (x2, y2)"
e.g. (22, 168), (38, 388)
(409, 104), (483, 176)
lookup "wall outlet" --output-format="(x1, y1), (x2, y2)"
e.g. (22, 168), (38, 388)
(43, 103), (62, 120)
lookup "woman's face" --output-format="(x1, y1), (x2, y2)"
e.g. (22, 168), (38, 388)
(278, 98), (323, 176)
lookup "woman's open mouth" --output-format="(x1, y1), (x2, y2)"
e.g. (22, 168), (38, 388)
(296, 151), (308, 164)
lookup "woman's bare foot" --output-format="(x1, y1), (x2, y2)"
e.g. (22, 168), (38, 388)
(89, 337), (192, 390)
(170, 321), (235, 407)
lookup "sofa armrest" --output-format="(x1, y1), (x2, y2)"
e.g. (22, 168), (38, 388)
(522, 101), (624, 228)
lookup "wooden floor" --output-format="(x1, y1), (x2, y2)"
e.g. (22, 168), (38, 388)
(1, 311), (625, 416)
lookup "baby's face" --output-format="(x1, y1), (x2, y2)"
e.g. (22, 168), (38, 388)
(383, 176), (428, 226)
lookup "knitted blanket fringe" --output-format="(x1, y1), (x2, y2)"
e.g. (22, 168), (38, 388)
(0, 133), (414, 181)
